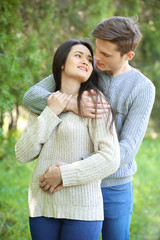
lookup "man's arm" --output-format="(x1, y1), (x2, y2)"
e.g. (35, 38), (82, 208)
(23, 75), (55, 114)
(119, 81), (155, 167)
(23, 76), (109, 116)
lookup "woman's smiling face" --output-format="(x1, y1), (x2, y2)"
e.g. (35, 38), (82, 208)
(62, 44), (93, 83)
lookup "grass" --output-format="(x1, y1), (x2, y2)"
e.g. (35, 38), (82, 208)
(130, 137), (160, 240)
(0, 135), (160, 240)
(0, 134), (34, 240)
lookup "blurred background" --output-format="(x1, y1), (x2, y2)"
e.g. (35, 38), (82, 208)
(0, 0), (160, 239)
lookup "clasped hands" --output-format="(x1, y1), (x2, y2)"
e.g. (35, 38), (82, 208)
(47, 89), (110, 118)
(39, 162), (63, 194)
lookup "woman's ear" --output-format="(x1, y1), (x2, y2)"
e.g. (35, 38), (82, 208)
(61, 65), (64, 70)
(125, 51), (135, 60)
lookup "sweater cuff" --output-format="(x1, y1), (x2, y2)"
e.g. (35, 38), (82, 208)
(39, 106), (62, 127)
(37, 106), (62, 141)
(60, 163), (80, 187)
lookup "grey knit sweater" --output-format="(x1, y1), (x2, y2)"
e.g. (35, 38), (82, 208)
(23, 66), (155, 187)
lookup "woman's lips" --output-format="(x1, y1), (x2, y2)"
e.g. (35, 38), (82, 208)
(78, 66), (88, 72)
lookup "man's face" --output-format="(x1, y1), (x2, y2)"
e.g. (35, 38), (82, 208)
(94, 39), (127, 75)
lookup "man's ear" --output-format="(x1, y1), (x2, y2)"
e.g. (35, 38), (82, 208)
(125, 51), (135, 60)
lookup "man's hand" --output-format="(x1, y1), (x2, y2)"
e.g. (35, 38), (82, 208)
(65, 90), (110, 118)
(39, 164), (63, 194)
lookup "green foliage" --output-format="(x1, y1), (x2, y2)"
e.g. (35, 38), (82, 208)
(0, 134), (34, 240)
(130, 137), (160, 239)
(138, 0), (160, 128)
(0, 0), (46, 118)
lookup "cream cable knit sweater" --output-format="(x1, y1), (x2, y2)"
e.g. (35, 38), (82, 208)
(15, 106), (120, 220)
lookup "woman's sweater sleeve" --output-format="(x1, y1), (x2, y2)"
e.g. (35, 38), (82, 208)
(60, 112), (120, 187)
(15, 106), (61, 163)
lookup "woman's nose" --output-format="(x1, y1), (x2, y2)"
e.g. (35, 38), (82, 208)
(82, 58), (88, 65)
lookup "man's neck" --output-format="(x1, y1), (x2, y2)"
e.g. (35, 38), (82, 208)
(108, 63), (132, 76)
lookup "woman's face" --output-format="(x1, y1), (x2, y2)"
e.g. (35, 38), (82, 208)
(62, 44), (93, 83)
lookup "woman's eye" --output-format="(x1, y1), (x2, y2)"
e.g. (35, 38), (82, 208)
(88, 59), (93, 63)
(75, 54), (81, 58)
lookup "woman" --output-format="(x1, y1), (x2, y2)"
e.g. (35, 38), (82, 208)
(15, 39), (120, 240)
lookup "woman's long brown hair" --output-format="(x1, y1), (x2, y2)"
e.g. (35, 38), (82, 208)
(52, 39), (114, 132)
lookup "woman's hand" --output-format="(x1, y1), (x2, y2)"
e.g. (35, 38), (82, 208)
(39, 164), (62, 194)
(39, 162), (67, 194)
(47, 91), (72, 115)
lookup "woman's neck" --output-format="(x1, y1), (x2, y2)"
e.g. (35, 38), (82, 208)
(60, 78), (80, 97)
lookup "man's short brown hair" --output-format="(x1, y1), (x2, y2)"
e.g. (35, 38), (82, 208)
(91, 16), (142, 56)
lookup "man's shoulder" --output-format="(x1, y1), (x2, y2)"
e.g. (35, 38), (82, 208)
(42, 74), (54, 82)
(128, 68), (155, 99)
(131, 67), (154, 87)
(96, 67), (155, 95)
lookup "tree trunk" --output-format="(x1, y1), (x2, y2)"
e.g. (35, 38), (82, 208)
(0, 112), (4, 129)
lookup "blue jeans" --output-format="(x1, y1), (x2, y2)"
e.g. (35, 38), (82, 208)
(101, 182), (134, 240)
(29, 216), (102, 240)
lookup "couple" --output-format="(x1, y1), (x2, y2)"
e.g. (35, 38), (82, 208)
(15, 16), (155, 240)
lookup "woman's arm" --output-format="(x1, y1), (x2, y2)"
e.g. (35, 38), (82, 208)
(40, 111), (120, 193)
(60, 112), (120, 187)
(15, 106), (62, 163)
(15, 92), (72, 164)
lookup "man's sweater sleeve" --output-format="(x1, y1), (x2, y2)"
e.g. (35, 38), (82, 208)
(23, 75), (55, 114)
(119, 81), (155, 167)
(15, 106), (61, 163)
(60, 113), (120, 187)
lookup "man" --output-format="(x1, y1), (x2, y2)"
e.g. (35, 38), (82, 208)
(23, 16), (155, 240)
